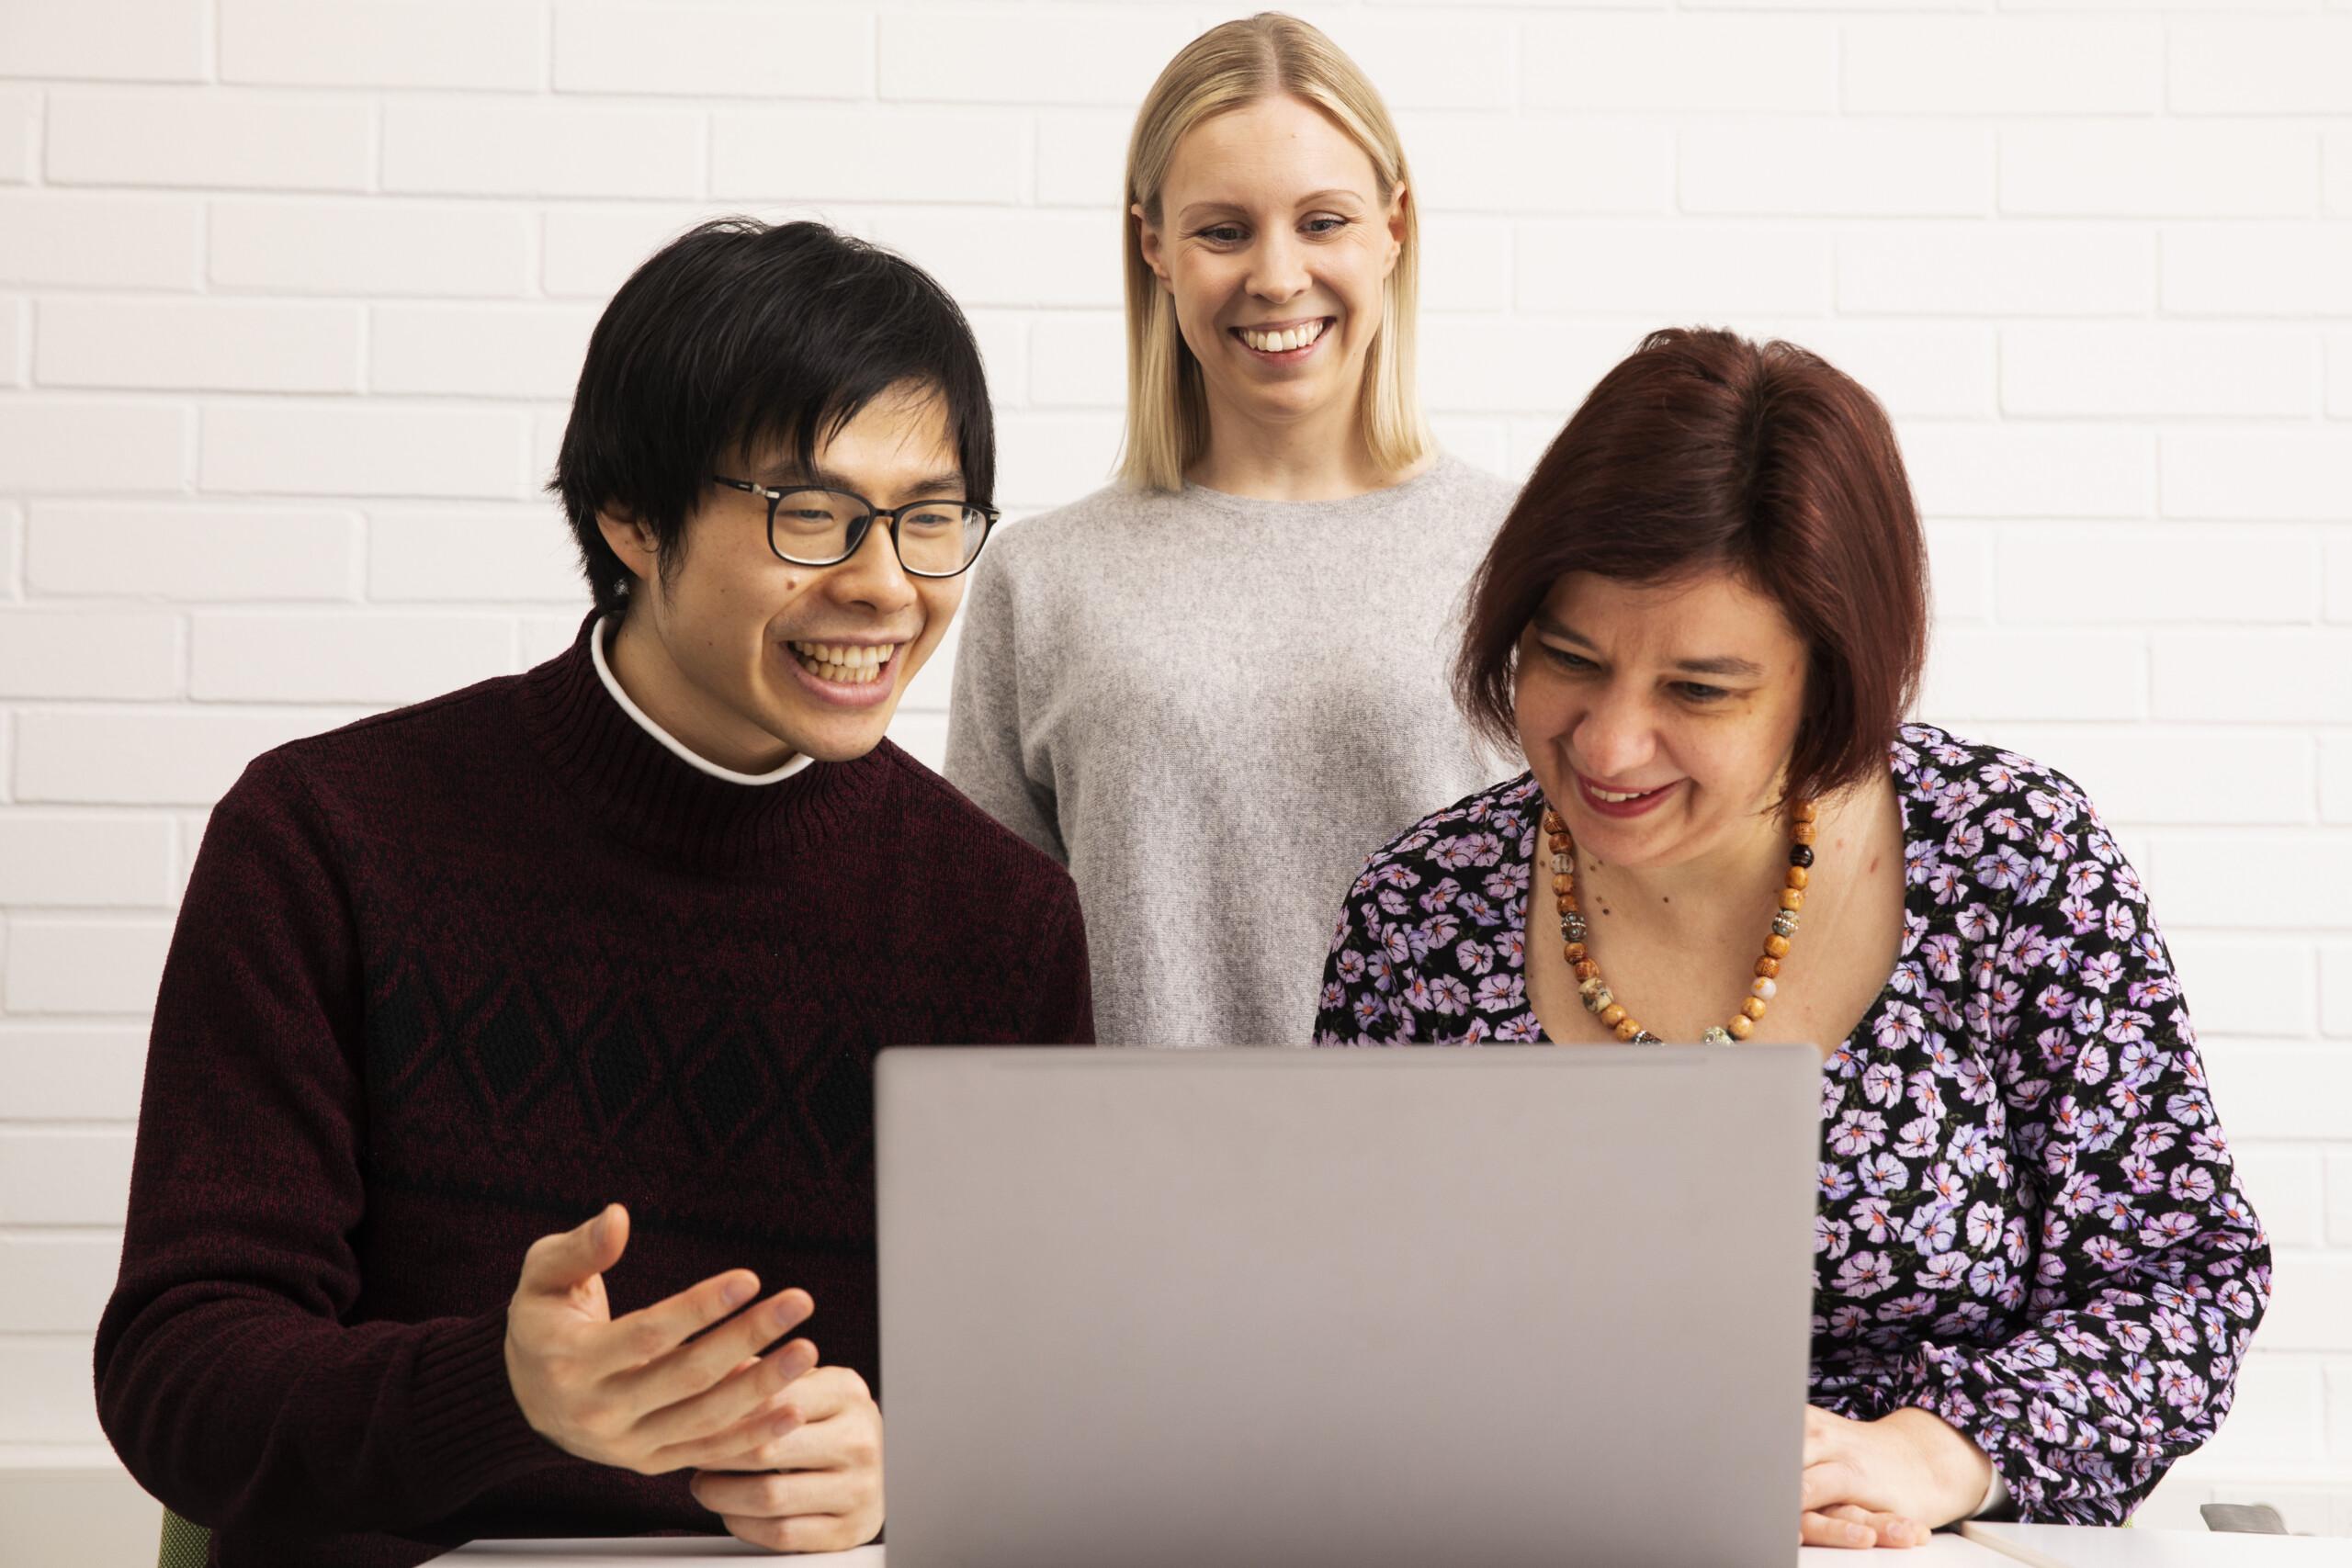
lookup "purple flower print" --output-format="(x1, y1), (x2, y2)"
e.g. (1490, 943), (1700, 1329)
(1975, 845), (2030, 892)
(1473, 972), (1524, 1013)
(1859, 1152), (1909, 1197)
(1829, 1111), (1887, 1156)
(1311, 727), (2268, 1527)
(1834, 1250), (1896, 1298)
(1873, 1000), (1926, 1051)
(1910, 1254), (1970, 1298)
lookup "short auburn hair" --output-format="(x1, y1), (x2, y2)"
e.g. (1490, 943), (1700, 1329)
(1455, 327), (1929, 807)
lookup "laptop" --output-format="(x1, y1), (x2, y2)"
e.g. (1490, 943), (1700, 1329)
(876, 1045), (1821, 1568)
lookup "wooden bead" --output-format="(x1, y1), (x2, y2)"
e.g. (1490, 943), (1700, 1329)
(1751, 976), (1777, 999)
(1553, 874), (1575, 896)
(1613, 1017), (1642, 1042)
(1754, 955), (1781, 978)
(1600, 1003), (1627, 1029)
(1779, 887), (1805, 911)
(1727, 1013), (1755, 1040)
(1549, 834), (1570, 853)
(1793, 800), (1818, 824)
(1555, 895), (1575, 915)
(1764, 934), (1792, 958)
(1742, 996), (1769, 1021)
(1564, 942), (1587, 964)
(1574, 959), (1600, 982)
(1792, 821), (1817, 846)
(1785, 865), (1809, 890)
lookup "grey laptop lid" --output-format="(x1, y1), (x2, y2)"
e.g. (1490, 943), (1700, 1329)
(876, 1046), (1820, 1568)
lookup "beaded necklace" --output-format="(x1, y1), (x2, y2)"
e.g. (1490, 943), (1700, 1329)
(1542, 798), (1817, 1045)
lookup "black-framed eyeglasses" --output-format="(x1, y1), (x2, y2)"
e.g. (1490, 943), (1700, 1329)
(711, 477), (998, 579)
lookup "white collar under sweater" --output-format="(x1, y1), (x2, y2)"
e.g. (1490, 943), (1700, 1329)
(591, 615), (816, 786)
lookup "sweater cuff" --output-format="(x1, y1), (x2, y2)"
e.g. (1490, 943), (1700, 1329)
(403, 1308), (570, 1519)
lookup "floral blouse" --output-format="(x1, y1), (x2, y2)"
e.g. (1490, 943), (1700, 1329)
(1313, 724), (2272, 1524)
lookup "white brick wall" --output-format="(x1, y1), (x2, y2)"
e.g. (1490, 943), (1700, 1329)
(0, 0), (2345, 1538)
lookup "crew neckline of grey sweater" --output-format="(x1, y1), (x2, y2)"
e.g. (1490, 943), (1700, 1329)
(1171, 455), (1473, 519)
(943, 448), (1521, 1047)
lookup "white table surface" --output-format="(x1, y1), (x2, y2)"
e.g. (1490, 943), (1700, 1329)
(1962, 1522), (2351, 1567)
(445, 1533), (2016, 1564)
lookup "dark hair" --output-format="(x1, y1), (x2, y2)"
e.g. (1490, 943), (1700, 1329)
(551, 219), (994, 617)
(1455, 327), (1929, 807)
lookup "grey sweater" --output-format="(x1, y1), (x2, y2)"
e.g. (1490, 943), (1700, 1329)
(944, 454), (1519, 1045)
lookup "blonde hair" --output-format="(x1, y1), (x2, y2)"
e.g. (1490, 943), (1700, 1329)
(1118, 13), (1432, 492)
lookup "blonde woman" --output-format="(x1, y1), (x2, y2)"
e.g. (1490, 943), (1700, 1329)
(946, 13), (1514, 1044)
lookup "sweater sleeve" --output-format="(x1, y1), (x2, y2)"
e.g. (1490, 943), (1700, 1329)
(1312, 857), (1402, 1044)
(1894, 773), (2270, 1524)
(944, 536), (1069, 865)
(1027, 885), (1098, 1046)
(93, 752), (568, 1534)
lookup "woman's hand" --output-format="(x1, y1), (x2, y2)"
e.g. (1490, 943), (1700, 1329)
(1801, 1405), (1996, 1550)
(689, 1366), (884, 1553)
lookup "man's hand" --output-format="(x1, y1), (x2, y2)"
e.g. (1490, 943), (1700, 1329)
(689, 1366), (884, 1553)
(1801, 1404), (1996, 1550)
(503, 1202), (820, 1475)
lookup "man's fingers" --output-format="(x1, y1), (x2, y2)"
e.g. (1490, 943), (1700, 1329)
(616, 1288), (813, 1403)
(765, 1365), (866, 1427)
(591, 1269), (764, 1376)
(634, 1337), (820, 1457)
(690, 1466), (865, 1520)
(646, 1392), (808, 1474)
(688, 1407), (864, 1475)
(517, 1203), (629, 1297)
(653, 1366), (871, 1473)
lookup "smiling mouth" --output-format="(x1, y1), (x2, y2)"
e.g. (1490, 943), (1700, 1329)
(1588, 783), (1667, 804)
(788, 640), (900, 685)
(1233, 318), (1330, 355)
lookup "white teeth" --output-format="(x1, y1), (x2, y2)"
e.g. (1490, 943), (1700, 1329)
(789, 641), (897, 684)
(1591, 785), (1654, 803)
(1240, 320), (1327, 353)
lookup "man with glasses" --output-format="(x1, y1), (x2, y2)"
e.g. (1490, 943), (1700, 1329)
(96, 220), (1092, 1568)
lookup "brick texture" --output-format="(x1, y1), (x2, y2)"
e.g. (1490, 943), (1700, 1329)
(0, 0), (2343, 1530)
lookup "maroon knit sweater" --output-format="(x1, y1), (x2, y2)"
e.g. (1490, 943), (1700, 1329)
(94, 618), (1093, 1566)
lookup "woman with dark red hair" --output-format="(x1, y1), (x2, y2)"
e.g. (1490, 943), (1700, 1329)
(1313, 328), (2270, 1546)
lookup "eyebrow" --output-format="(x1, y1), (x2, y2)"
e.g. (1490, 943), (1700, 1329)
(1175, 187), (1368, 224)
(1530, 611), (1767, 680)
(759, 462), (967, 498)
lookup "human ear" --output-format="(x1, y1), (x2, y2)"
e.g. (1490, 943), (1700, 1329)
(1382, 184), (1408, 276)
(1133, 203), (1174, 292)
(595, 507), (660, 587)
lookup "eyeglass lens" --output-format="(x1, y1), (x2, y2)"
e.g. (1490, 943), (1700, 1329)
(767, 490), (985, 575)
